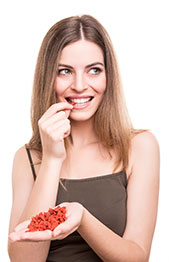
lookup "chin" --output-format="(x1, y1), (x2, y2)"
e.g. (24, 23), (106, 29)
(69, 113), (94, 122)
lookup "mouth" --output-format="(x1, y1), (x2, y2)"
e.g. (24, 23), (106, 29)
(65, 96), (94, 105)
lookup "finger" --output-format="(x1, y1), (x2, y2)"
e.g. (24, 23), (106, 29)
(40, 111), (69, 129)
(52, 222), (78, 240)
(50, 124), (71, 141)
(64, 109), (72, 118)
(40, 119), (71, 143)
(14, 220), (31, 232)
(63, 130), (71, 138)
(53, 216), (73, 235)
(39, 103), (73, 123)
(20, 230), (53, 241)
(9, 231), (22, 242)
(58, 202), (69, 208)
(43, 118), (70, 134)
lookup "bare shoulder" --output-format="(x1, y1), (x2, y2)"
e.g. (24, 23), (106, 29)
(14, 145), (39, 163)
(131, 131), (160, 157)
(13, 145), (40, 180)
(127, 131), (160, 178)
(132, 131), (159, 149)
(13, 145), (29, 169)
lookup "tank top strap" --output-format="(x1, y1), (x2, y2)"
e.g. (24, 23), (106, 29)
(25, 144), (36, 181)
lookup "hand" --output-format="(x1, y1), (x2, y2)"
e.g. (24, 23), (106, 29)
(9, 202), (84, 242)
(38, 102), (73, 160)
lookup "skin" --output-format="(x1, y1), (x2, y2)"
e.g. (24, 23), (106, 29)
(8, 40), (160, 262)
(55, 39), (106, 123)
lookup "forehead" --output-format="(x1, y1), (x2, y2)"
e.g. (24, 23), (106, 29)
(59, 40), (104, 65)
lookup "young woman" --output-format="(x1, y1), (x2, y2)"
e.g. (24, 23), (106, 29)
(8, 15), (160, 262)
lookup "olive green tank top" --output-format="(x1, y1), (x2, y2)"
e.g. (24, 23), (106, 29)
(25, 146), (127, 262)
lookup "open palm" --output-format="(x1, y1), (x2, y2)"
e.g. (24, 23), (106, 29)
(9, 202), (84, 242)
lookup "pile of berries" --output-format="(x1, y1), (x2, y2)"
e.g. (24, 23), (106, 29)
(27, 206), (67, 232)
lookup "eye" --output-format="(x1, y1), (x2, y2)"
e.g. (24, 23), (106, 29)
(58, 69), (72, 75)
(89, 67), (102, 75)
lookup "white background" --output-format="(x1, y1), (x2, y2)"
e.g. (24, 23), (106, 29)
(0, 0), (175, 261)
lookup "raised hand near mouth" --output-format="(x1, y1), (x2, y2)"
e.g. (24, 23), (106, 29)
(38, 102), (73, 161)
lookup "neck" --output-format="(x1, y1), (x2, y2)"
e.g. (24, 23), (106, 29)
(69, 118), (99, 148)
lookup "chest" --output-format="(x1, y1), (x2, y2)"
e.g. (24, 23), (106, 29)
(60, 145), (118, 179)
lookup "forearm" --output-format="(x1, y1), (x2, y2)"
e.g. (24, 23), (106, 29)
(78, 208), (147, 262)
(20, 157), (63, 222)
(8, 241), (49, 262)
(8, 158), (63, 262)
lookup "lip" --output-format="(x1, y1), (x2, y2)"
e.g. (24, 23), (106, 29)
(65, 95), (93, 105)
(64, 96), (94, 110)
(66, 95), (93, 99)
(72, 99), (92, 110)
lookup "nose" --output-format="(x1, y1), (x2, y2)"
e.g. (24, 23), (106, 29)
(71, 72), (88, 92)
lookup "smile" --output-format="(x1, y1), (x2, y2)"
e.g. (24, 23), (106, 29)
(66, 96), (94, 105)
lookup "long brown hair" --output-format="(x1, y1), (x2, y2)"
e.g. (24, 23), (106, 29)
(27, 15), (146, 171)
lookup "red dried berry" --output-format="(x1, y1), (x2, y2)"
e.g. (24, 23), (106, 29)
(26, 206), (67, 232)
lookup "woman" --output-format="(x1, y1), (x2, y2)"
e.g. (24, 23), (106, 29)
(8, 15), (160, 262)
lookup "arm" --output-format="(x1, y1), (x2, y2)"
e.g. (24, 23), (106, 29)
(77, 131), (160, 262)
(8, 146), (63, 262)
(8, 102), (73, 262)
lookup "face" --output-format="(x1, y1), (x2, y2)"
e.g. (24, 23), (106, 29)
(55, 40), (106, 121)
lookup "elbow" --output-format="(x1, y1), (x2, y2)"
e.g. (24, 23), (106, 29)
(129, 241), (149, 262)
(141, 252), (149, 262)
(119, 239), (149, 262)
(8, 241), (12, 261)
(103, 246), (148, 262)
(8, 239), (50, 262)
(8, 241), (17, 262)
(137, 246), (149, 262)
(137, 251), (148, 262)
(8, 241), (27, 262)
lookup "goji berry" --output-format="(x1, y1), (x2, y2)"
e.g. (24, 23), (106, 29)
(26, 206), (67, 232)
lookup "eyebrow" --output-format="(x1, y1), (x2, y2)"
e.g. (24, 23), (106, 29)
(58, 62), (104, 69)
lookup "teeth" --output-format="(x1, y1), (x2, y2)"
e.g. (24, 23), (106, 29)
(68, 97), (92, 104)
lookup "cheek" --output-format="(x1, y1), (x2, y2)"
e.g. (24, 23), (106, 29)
(55, 78), (68, 96)
(88, 74), (106, 94)
(95, 76), (106, 94)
